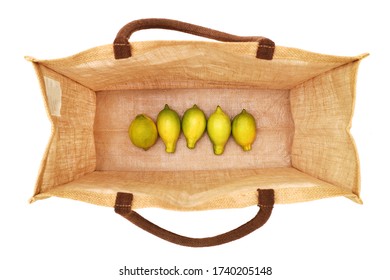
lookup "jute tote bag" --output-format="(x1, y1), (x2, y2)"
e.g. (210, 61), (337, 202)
(27, 18), (367, 247)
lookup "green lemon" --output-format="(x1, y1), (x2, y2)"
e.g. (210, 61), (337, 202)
(232, 109), (257, 151)
(182, 104), (207, 149)
(128, 114), (158, 151)
(207, 105), (231, 155)
(157, 104), (181, 153)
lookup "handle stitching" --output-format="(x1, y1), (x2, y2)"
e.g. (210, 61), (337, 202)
(115, 204), (132, 208)
(259, 45), (275, 49)
(115, 193), (133, 212)
(258, 204), (274, 208)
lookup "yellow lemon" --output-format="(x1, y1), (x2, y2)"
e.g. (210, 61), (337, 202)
(157, 104), (181, 153)
(128, 114), (158, 151)
(207, 105), (231, 155)
(232, 109), (257, 151)
(182, 104), (207, 149)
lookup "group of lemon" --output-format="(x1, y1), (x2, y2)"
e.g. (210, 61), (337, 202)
(128, 104), (256, 155)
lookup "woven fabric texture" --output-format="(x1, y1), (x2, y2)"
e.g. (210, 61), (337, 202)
(28, 40), (366, 210)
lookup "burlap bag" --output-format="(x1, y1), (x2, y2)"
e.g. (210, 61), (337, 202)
(27, 19), (367, 247)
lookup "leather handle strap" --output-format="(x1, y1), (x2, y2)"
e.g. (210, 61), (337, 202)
(113, 18), (275, 60)
(114, 189), (274, 247)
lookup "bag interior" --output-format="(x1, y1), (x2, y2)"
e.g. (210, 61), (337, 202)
(29, 41), (365, 209)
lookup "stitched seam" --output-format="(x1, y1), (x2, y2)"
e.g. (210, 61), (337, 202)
(258, 45), (275, 49)
(115, 204), (131, 208)
(258, 204), (274, 208)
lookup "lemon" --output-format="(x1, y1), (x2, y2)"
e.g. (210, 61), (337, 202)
(128, 114), (158, 151)
(182, 104), (207, 149)
(157, 104), (181, 153)
(207, 105), (231, 155)
(232, 109), (257, 151)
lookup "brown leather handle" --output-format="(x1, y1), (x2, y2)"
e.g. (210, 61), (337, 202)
(113, 18), (275, 60)
(114, 189), (274, 247)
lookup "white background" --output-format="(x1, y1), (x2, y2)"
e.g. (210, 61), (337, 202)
(1, 0), (389, 279)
